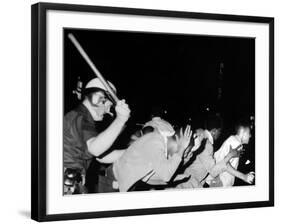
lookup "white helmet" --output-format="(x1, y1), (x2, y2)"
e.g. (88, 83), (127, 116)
(84, 78), (116, 93)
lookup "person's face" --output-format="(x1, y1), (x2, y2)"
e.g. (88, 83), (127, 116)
(167, 137), (178, 156)
(211, 128), (221, 141)
(89, 91), (113, 121)
(241, 127), (251, 144)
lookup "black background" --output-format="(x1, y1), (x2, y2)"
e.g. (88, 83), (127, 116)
(64, 28), (254, 126)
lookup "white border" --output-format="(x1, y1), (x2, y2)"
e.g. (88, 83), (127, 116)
(46, 10), (269, 214)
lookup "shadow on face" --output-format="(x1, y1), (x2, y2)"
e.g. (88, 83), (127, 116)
(210, 128), (221, 141)
(167, 136), (178, 156)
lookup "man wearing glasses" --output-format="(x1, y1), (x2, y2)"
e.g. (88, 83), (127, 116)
(63, 78), (130, 194)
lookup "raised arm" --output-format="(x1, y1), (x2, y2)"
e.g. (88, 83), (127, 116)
(87, 100), (130, 156)
(226, 163), (255, 184)
(207, 144), (244, 178)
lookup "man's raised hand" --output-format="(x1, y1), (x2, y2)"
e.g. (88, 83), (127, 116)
(176, 124), (193, 157)
(115, 100), (131, 123)
(228, 144), (244, 159)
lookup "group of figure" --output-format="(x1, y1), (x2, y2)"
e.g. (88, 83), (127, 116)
(63, 78), (255, 194)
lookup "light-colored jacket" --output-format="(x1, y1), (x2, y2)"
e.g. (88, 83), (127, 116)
(113, 132), (181, 192)
(180, 130), (228, 187)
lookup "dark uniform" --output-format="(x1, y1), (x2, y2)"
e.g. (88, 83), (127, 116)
(63, 104), (98, 194)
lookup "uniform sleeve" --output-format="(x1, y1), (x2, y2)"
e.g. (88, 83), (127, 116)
(77, 116), (99, 143)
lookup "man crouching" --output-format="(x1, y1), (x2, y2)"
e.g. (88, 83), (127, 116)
(110, 117), (193, 192)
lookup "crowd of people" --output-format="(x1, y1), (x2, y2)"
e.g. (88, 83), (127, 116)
(63, 78), (255, 195)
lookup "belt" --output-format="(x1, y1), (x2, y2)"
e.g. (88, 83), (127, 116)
(99, 165), (118, 190)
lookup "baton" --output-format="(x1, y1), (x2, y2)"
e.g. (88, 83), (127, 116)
(68, 33), (119, 104)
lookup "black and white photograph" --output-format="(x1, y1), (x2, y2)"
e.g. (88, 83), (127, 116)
(0, 0), (279, 223)
(63, 28), (256, 195)
(30, 3), (274, 221)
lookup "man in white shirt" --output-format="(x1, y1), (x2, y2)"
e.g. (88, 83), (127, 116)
(177, 115), (240, 189)
(210, 122), (255, 187)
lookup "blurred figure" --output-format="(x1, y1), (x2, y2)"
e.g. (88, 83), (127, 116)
(209, 121), (255, 187)
(177, 115), (240, 189)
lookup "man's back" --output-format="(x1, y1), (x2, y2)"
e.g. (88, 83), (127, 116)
(114, 132), (166, 191)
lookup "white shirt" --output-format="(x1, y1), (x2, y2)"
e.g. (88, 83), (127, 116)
(214, 135), (242, 187)
(204, 130), (214, 145)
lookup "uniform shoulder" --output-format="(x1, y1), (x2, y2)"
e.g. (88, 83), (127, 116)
(64, 107), (94, 132)
(64, 109), (79, 125)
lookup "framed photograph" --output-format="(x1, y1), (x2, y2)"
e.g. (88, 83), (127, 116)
(31, 2), (274, 222)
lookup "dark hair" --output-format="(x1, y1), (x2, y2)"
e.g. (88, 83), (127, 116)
(128, 126), (155, 146)
(205, 115), (223, 131)
(234, 119), (251, 133)
(141, 126), (155, 135)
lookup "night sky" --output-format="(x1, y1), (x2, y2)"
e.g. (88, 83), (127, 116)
(64, 28), (255, 141)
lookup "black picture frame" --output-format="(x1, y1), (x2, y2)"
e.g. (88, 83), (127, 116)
(31, 2), (274, 222)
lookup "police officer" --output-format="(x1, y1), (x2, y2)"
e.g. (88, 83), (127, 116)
(63, 78), (130, 194)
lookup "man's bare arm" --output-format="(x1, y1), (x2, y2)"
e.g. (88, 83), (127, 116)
(87, 100), (130, 156)
(226, 163), (255, 184)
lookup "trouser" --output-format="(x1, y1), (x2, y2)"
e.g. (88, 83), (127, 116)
(98, 165), (119, 193)
(176, 176), (203, 189)
(207, 176), (223, 187)
(128, 180), (158, 191)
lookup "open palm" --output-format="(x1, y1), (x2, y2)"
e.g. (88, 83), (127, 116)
(176, 124), (192, 156)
